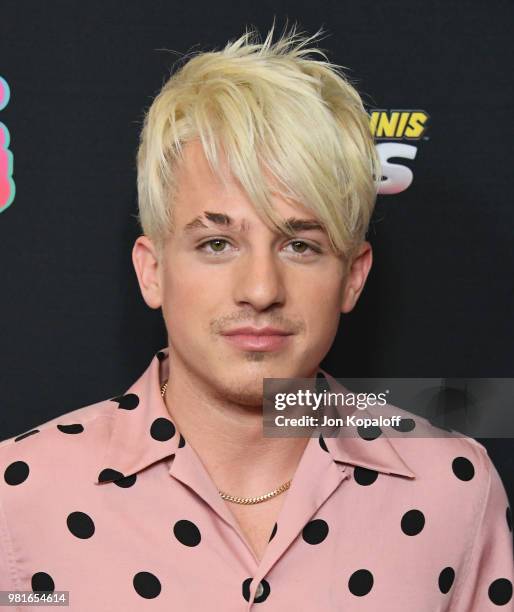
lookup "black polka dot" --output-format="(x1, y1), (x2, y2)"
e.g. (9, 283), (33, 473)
(173, 520), (201, 547)
(112, 393), (140, 410)
(115, 474), (137, 488)
(156, 351), (166, 361)
(97, 468), (136, 487)
(401, 509), (425, 535)
(4, 461), (29, 485)
(67, 511), (95, 539)
(357, 424), (382, 441)
(254, 579), (270, 603)
(178, 434), (186, 448)
(57, 424), (84, 434)
(269, 523), (277, 541)
(14, 430), (40, 442)
(348, 569), (373, 596)
(488, 578), (512, 606)
(302, 519), (329, 545)
(133, 571), (161, 599)
(507, 506), (512, 532)
(150, 417), (176, 441)
(391, 418), (416, 432)
(98, 468), (124, 483)
(242, 578), (270, 603)
(242, 578), (252, 602)
(353, 466), (379, 486)
(32, 572), (55, 592)
(319, 434), (328, 452)
(438, 567), (455, 594)
(452, 456), (475, 481)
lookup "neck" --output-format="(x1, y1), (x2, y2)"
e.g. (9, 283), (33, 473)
(162, 356), (311, 497)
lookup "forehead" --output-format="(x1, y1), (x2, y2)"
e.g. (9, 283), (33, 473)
(176, 139), (230, 194)
(172, 139), (317, 226)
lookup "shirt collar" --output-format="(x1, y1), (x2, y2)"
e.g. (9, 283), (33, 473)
(94, 348), (416, 485)
(318, 370), (416, 479)
(94, 346), (180, 484)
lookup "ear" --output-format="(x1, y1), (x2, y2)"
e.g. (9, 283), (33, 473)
(341, 241), (373, 314)
(131, 235), (164, 310)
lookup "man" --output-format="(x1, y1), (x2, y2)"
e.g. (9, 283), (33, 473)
(1, 24), (512, 611)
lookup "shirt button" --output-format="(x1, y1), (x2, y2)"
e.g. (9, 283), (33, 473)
(255, 582), (264, 598)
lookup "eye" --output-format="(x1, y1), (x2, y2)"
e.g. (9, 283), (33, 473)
(197, 238), (231, 255)
(284, 240), (320, 256)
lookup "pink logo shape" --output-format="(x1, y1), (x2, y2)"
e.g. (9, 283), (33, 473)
(0, 75), (15, 214)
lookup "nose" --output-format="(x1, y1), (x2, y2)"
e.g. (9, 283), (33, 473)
(233, 249), (286, 311)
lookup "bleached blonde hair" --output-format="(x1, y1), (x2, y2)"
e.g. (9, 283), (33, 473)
(136, 22), (381, 265)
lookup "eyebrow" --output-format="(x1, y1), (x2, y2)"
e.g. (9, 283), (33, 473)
(183, 211), (325, 234)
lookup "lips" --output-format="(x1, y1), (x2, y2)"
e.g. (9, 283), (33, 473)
(221, 326), (293, 351)
(222, 326), (292, 336)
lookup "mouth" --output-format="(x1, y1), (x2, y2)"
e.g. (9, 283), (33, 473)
(221, 326), (294, 352)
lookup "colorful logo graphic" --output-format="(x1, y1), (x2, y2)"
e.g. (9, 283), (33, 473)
(370, 109), (430, 195)
(0, 76), (15, 213)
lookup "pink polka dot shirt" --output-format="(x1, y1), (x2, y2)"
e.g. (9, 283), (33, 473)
(0, 347), (512, 610)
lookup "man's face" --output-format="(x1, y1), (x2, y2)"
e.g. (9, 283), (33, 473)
(133, 139), (372, 407)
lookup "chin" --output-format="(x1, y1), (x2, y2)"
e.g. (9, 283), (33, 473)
(233, 360), (298, 382)
(209, 377), (263, 408)
(207, 366), (268, 404)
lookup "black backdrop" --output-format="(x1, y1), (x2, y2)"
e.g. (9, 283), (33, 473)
(0, 2), (512, 503)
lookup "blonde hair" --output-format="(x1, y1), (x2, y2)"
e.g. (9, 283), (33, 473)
(135, 21), (381, 265)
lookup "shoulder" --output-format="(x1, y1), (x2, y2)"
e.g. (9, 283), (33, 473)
(377, 404), (508, 514)
(0, 397), (116, 492)
(372, 400), (495, 479)
(0, 397), (120, 590)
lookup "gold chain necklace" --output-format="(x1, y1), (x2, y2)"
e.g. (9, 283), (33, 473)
(160, 380), (291, 505)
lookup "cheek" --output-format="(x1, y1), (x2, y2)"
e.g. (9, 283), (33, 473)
(291, 271), (343, 339)
(163, 266), (227, 330)
(294, 268), (344, 312)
